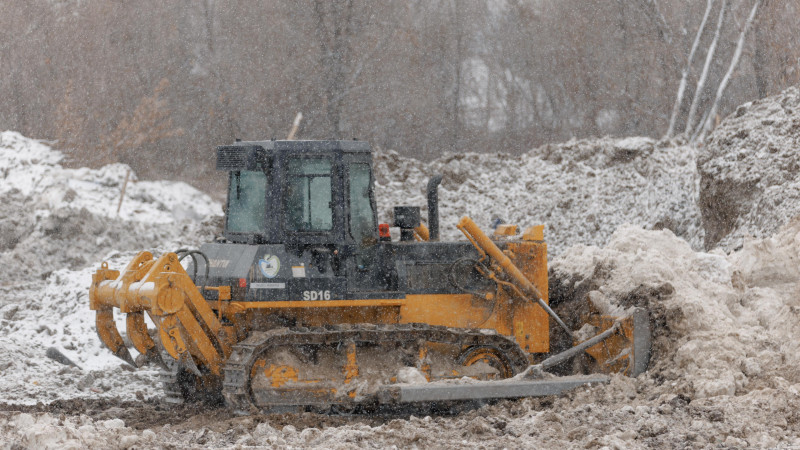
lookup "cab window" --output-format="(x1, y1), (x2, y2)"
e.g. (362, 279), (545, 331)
(227, 169), (268, 233)
(286, 157), (333, 232)
(348, 163), (376, 243)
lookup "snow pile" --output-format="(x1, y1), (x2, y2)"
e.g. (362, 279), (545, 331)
(0, 132), (222, 404)
(0, 413), (147, 449)
(0, 131), (219, 223)
(0, 131), (222, 284)
(542, 221), (800, 444)
(699, 86), (800, 251)
(374, 136), (702, 256)
(0, 254), (162, 404)
(553, 223), (800, 398)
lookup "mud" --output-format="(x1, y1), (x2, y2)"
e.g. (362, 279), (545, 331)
(0, 398), (412, 434)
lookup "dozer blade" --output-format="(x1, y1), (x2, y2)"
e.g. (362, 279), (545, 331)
(95, 309), (136, 367)
(377, 375), (609, 404)
(584, 307), (651, 377)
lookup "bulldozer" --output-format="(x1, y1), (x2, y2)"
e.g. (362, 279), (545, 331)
(89, 140), (650, 413)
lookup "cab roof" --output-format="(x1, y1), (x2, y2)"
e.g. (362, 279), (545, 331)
(226, 139), (371, 153)
(216, 140), (372, 171)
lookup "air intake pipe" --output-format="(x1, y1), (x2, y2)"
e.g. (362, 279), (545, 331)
(427, 174), (443, 241)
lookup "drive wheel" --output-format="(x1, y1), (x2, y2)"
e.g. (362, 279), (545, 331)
(457, 346), (514, 380)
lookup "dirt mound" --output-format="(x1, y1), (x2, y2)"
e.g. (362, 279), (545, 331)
(0, 132), (223, 406)
(551, 222), (800, 400)
(699, 85), (800, 250)
(374, 136), (702, 256)
(0, 131), (222, 286)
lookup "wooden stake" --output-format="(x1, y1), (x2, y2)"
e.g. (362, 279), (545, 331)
(287, 112), (303, 140)
(117, 168), (131, 215)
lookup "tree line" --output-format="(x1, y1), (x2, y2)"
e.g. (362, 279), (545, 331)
(0, 0), (796, 192)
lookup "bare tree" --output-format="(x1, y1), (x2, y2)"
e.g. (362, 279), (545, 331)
(312, 0), (355, 138)
(685, 0), (728, 137)
(667, 0), (714, 137)
(697, 0), (762, 141)
(1, 0), (799, 187)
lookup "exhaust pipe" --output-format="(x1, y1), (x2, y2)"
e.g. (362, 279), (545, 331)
(427, 174), (443, 241)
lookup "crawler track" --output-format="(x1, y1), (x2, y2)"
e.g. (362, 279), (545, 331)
(222, 323), (529, 413)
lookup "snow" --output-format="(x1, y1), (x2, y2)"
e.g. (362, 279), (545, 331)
(552, 222), (800, 403)
(374, 135), (703, 257)
(0, 257), (165, 405)
(4, 84), (800, 447)
(0, 131), (220, 223)
(700, 86), (800, 251)
(0, 132), (222, 404)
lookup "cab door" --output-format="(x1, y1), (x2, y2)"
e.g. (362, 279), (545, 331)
(343, 159), (393, 294)
(281, 154), (347, 299)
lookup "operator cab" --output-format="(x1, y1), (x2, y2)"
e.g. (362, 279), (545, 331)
(216, 140), (392, 293)
(218, 140), (377, 248)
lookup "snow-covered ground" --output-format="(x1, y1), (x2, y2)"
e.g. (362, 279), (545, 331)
(374, 135), (703, 256)
(3, 85), (800, 448)
(0, 131), (222, 405)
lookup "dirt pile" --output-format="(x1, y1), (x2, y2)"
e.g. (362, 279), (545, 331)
(0, 131), (222, 286)
(541, 221), (800, 446)
(373, 136), (703, 256)
(0, 132), (223, 406)
(699, 85), (800, 251)
(552, 222), (800, 399)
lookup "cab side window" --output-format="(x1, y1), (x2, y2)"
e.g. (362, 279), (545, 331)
(285, 157), (333, 232)
(227, 169), (268, 233)
(348, 163), (376, 244)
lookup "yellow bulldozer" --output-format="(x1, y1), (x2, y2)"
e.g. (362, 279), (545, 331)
(89, 140), (649, 413)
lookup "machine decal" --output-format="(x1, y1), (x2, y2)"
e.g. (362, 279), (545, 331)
(292, 264), (306, 278)
(258, 255), (280, 278)
(251, 282), (286, 289)
(303, 290), (331, 300)
(209, 259), (230, 268)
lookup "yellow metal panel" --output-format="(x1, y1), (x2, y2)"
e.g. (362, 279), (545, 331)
(507, 241), (549, 353)
(232, 299), (405, 309)
(493, 224), (518, 236)
(522, 225), (545, 241)
(235, 305), (402, 328)
(506, 242), (548, 302)
(512, 301), (549, 353)
(401, 294), (507, 333)
(297, 306), (401, 326)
